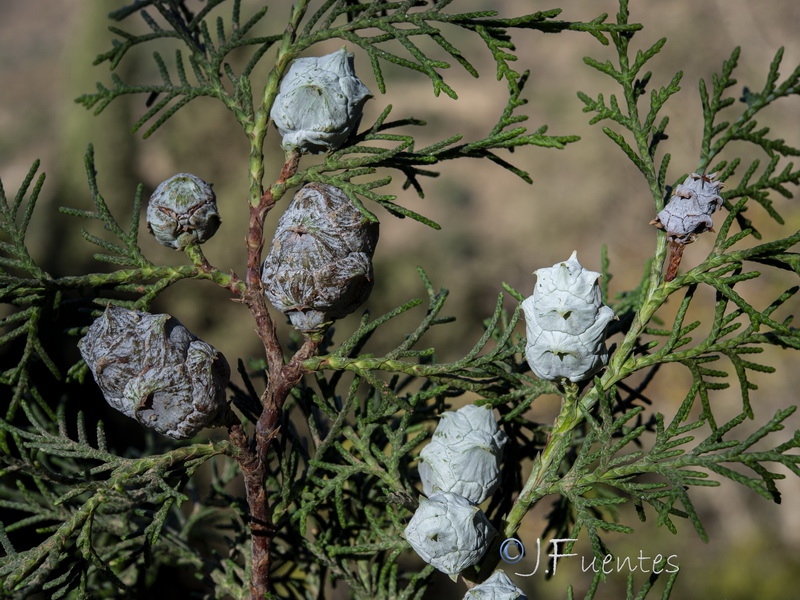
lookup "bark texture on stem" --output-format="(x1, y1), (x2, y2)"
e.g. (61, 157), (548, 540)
(665, 240), (686, 282)
(232, 334), (321, 599)
(233, 149), (313, 599)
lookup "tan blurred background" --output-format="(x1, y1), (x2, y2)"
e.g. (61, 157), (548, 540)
(1, 1), (799, 598)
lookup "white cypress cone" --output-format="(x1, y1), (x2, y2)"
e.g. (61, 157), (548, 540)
(463, 570), (527, 600)
(270, 48), (372, 154)
(404, 492), (495, 580)
(521, 252), (615, 382)
(418, 404), (507, 504)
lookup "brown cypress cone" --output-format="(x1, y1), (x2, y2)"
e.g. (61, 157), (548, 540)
(147, 173), (221, 250)
(261, 183), (379, 332)
(652, 172), (724, 243)
(79, 305), (232, 439)
(651, 172), (724, 281)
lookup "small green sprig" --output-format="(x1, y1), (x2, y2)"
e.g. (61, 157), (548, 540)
(0, 161), (60, 436)
(700, 47), (800, 234)
(303, 268), (536, 399)
(59, 146), (152, 269)
(560, 383), (800, 544)
(293, 72), (579, 228)
(77, 0), (280, 137)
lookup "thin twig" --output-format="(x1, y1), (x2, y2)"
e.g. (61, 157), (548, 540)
(234, 147), (306, 599)
(665, 240), (686, 282)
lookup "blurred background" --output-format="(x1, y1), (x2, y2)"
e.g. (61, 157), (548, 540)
(1, 1), (799, 598)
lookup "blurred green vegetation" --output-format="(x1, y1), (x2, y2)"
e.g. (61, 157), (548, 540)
(0, 1), (798, 598)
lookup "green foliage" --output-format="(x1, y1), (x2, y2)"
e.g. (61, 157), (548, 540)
(0, 162), (62, 446)
(496, 2), (800, 597)
(700, 47), (800, 233)
(0, 415), (226, 597)
(1, 1), (799, 599)
(78, 0), (281, 137)
(59, 147), (152, 270)
(75, 0), (639, 223)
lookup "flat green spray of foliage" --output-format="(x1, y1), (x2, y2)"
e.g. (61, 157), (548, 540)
(0, 1), (799, 599)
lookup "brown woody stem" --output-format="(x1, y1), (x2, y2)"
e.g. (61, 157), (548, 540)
(232, 333), (321, 599)
(232, 149), (309, 599)
(665, 240), (686, 282)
